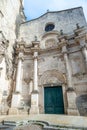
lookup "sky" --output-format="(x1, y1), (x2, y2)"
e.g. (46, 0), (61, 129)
(24, 0), (87, 21)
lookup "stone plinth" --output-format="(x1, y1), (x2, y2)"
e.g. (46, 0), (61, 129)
(8, 108), (19, 115)
(11, 93), (21, 108)
(67, 90), (79, 115)
(30, 91), (39, 114)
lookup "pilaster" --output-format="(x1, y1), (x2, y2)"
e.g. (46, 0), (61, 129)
(60, 37), (79, 115)
(80, 42), (87, 69)
(9, 43), (24, 115)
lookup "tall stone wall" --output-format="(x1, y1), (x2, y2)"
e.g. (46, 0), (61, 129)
(17, 7), (87, 115)
(0, 0), (25, 107)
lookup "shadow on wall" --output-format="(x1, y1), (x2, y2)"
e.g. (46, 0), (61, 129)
(76, 94), (87, 116)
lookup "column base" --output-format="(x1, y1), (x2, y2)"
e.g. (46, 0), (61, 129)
(11, 92), (21, 108)
(30, 91), (39, 114)
(30, 106), (39, 114)
(8, 108), (19, 115)
(67, 88), (79, 116)
(67, 108), (79, 115)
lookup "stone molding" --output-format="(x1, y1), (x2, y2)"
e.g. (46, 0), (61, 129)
(39, 69), (66, 86)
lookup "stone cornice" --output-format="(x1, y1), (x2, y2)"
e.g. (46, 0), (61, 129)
(42, 30), (59, 39)
(74, 26), (85, 36)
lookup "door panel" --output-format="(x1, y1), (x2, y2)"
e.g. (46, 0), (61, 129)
(44, 86), (64, 114)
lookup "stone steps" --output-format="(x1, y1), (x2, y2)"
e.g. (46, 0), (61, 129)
(0, 115), (87, 130)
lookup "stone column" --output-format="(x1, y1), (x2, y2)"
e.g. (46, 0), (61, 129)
(62, 45), (79, 115)
(62, 46), (72, 89)
(30, 40), (39, 114)
(15, 53), (22, 92)
(33, 52), (38, 91)
(11, 52), (23, 108)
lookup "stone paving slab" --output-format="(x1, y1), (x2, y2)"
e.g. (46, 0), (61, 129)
(0, 114), (87, 129)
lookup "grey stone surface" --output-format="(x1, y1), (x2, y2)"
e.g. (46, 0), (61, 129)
(0, 0), (87, 117)
(19, 7), (86, 45)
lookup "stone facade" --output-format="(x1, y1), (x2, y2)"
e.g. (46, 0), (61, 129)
(0, 1), (87, 116)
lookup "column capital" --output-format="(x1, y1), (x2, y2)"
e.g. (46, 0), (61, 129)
(62, 45), (68, 54)
(75, 33), (86, 44)
(18, 52), (24, 61)
(67, 87), (74, 92)
(80, 41), (87, 50)
(33, 51), (38, 59)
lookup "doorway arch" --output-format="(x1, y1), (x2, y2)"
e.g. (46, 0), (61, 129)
(39, 70), (67, 114)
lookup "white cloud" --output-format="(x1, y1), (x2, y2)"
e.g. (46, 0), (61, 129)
(24, 0), (87, 21)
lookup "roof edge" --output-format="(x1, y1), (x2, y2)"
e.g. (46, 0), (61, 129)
(21, 6), (82, 25)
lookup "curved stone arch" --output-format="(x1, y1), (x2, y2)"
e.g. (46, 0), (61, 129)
(39, 69), (66, 86)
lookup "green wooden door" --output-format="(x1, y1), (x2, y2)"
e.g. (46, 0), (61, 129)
(44, 86), (64, 114)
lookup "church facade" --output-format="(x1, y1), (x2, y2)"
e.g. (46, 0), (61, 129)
(0, 0), (87, 116)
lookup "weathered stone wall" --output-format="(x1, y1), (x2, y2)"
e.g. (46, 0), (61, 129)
(18, 7), (87, 115)
(0, 0), (25, 57)
(21, 58), (33, 105)
(19, 7), (86, 44)
(0, 0), (25, 106)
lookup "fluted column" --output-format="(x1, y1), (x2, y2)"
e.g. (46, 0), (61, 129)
(33, 51), (38, 91)
(15, 52), (23, 92)
(62, 45), (73, 89)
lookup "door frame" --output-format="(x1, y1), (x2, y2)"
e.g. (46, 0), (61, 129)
(43, 83), (66, 114)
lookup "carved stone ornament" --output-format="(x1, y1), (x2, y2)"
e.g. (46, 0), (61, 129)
(5, 54), (13, 79)
(0, 31), (12, 79)
(0, 32), (8, 55)
(39, 69), (66, 85)
(0, 32), (11, 78)
(45, 38), (57, 49)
